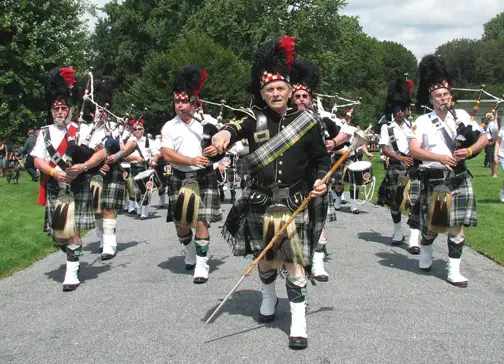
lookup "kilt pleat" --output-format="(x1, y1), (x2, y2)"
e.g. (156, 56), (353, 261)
(168, 172), (222, 224)
(407, 171), (477, 232)
(101, 164), (126, 210)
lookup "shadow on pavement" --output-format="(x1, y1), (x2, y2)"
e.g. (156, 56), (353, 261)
(202, 289), (334, 343)
(157, 255), (228, 275)
(44, 259), (113, 284)
(375, 250), (448, 281)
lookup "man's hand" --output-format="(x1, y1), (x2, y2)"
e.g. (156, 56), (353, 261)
(192, 156), (209, 168)
(99, 164), (110, 176)
(212, 130), (232, 154)
(107, 154), (120, 165)
(65, 163), (85, 178)
(453, 148), (470, 161)
(439, 154), (458, 170)
(310, 179), (327, 197)
(203, 145), (218, 157)
(366, 152), (374, 160)
(54, 169), (72, 183)
(325, 140), (335, 151)
(400, 155), (414, 167)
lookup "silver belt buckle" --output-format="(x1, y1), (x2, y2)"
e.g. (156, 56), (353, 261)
(272, 186), (289, 200)
(186, 172), (197, 178)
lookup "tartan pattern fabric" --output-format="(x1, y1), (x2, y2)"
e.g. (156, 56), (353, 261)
(101, 164), (126, 210)
(173, 92), (189, 101)
(377, 163), (408, 213)
(292, 83), (311, 93)
(407, 170), (477, 232)
(260, 72), (286, 88)
(222, 186), (310, 264)
(240, 111), (316, 175)
(307, 192), (336, 253)
(44, 175), (96, 234)
(168, 172), (222, 223)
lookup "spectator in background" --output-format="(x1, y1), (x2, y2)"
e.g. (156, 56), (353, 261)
(494, 120), (504, 202)
(0, 139), (7, 176)
(486, 116), (499, 178)
(23, 129), (39, 181)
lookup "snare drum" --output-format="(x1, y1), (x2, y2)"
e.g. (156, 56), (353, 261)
(121, 162), (131, 180)
(346, 161), (373, 187)
(221, 154), (233, 168)
(133, 169), (160, 194)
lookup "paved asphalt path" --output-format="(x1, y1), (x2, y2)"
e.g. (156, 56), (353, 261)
(1, 190), (504, 364)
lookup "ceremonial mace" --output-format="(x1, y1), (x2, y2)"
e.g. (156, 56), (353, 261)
(205, 128), (369, 324)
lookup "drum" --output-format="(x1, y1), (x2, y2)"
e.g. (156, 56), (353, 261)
(156, 161), (173, 177)
(133, 169), (160, 195)
(221, 154), (233, 168)
(121, 162), (131, 180)
(347, 161), (373, 187)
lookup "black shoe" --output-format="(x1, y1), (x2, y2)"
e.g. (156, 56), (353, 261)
(351, 209), (360, 214)
(420, 266), (432, 272)
(289, 337), (308, 350)
(62, 283), (79, 292)
(314, 274), (329, 282)
(391, 237), (405, 246)
(193, 276), (208, 284)
(101, 253), (116, 261)
(185, 263), (195, 270)
(408, 246), (421, 255)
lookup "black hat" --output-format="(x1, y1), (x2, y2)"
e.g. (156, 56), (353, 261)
(385, 78), (411, 114)
(416, 54), (453, 110)
(290, 58), (320, 95)
(45, 66), (79, 120)
(250, 36), (295, 107)
(172, 65), (207, 103)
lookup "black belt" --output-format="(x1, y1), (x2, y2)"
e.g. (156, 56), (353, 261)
(423, 164), (468, 180)
(250, 179), (305, 199)
(173, 165), (214, 179)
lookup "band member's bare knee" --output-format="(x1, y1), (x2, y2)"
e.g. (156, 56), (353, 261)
(102, 208), (115, 219)
(195, 221), (209, 239)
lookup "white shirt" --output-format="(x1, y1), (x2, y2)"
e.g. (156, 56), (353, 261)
(497, 127), (504, 158)
(408, 109), (484, 169)
(129, 135), (157, 163)
(379, 120), (411, 155)
(161, 115), (208, 172)
(86, 121), (120, 151)
(486, 121), (498, 141)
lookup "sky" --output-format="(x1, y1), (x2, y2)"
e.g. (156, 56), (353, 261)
(88, 0), (504, 58)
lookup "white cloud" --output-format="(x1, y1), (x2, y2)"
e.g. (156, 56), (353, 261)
(342, 0), (504, 58)
(86, 0), (504, 59)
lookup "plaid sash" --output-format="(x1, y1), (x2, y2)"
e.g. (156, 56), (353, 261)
(240, 111), (316, 175)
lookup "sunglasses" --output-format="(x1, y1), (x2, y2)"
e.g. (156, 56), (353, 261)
(133, 128), (143, 131)
(394, 106), (406, 113)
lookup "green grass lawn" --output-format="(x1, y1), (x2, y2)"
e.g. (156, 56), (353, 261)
(369, 153), (504, 265)
(0, 154), (503, 279)
(0, 174), (56, 278)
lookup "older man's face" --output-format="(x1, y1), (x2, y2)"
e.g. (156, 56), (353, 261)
(260, 80), (292, 113)
(430, 87), (452, 111)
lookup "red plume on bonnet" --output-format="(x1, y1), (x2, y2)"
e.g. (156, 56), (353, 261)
(407, 79), (414, 96)
(59, 67), (76, 87)
(279, 36), (295, 73)
(193, 70), (208, 97)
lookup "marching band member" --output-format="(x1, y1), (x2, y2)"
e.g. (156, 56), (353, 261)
(377, 78), (421, 253)
(161, 65), (222, 284)
(213, 37), (330, 349)
(31, 67), (105, 291)
(84, 81), (137, 260)
(408, 55), (488, 287)
(124, 119), (159, 220)
(332, 110), (374, 214)
(289, 58), (345, 282)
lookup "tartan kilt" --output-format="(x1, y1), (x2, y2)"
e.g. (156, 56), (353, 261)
(377, 163), (408, 212)
(407, 170), (477, 232)
(44, 175), (95, 234)
(101, 164), (126, 210)
(307, 193), (336, 249)
(167, 171), (222, 224)
(222, 186), (310, 266)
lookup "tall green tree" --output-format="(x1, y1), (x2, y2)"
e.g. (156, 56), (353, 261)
(435, 39), (481, 87)
(0, 0), (91, 143)
(483, 12), (504, 41)
(120, 34), (250, 132)
(380, 41), (417, 82)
